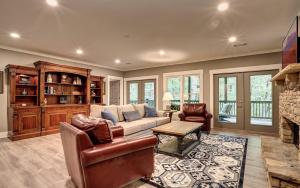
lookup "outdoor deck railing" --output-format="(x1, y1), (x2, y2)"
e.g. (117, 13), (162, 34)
(130, 99), (272, 119)
(219, 100), (272, 119)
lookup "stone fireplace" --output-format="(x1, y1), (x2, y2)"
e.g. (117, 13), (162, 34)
(261, 69), (300, 188)
(279, 74), (300, 149)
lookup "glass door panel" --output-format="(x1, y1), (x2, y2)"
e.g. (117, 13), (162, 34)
(244, 70), (279, 133)
(214, 73), (244, 129)
(128, 82), (139, 104)
(218, 76), (237, 123)
(166, 77), (181, 111)
(184, 75), (200, 104)
(142, 80), (156, 108)
(250, 74), (272, 126)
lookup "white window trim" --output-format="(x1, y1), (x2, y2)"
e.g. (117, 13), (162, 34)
(209, 64), (282, 128)
(107, 75), (124, 105)
(163, 70), (204, 110)
(124, 75), (159, 109)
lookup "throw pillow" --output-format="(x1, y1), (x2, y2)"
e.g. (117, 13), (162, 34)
(133, 103), (146, 117)
(101, 110), (118, 125)
(71, 114), (113, 144)
(144, 105), (158, 117)
(123, 110), (142, 122)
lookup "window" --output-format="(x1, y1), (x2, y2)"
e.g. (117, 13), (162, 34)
(164, 70), (203, 111)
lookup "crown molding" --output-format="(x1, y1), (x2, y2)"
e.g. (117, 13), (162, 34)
(0, 45), (282, 72)
(123, 49), (282, 71)
(0, 45), (122, 71)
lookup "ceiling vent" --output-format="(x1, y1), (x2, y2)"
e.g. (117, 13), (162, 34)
(233, 43), (248, 47)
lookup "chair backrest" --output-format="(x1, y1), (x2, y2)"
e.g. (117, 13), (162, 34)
(182, 103), (206, 116)
(221, 104), (232, 114)
(60, 122), (93, 188)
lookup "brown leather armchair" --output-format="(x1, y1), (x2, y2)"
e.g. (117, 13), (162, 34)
(178, 103), (213, 134)
(60, 122), (157, 188)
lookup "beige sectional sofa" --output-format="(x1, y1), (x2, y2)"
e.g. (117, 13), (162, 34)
(90, 104), (170, 135)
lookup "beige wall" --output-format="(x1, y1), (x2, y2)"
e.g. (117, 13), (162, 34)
(0, 49), (282, 134)
(0, 48), (123, 133)
(124, 52), (282, 110)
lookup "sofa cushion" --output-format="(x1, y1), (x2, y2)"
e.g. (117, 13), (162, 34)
(155, 117), (170, 126)
(117, 104), (135, 122)
(105, 105), (119, 122)
(133, 103), (146, 117)
(118, 118), (156, 135)
(144, 105), (158, 117)
(143, 117), (170, 126)
(117, 121), (142, 135)
(90, 105), (106, 118)
(123, 110), (142, 122)
(101, 110), (118, 125)
(185, 116), (206, 122)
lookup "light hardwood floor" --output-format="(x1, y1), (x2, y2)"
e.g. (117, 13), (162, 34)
(0, 128), (273, 188)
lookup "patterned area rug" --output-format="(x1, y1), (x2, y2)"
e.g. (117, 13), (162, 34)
(146, 134), (248, 188)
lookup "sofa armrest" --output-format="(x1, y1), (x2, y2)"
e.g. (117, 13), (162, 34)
(111, 126), (124, 138)
(81, 135), (157, 167)
(178, 112), (186, 121)
(157, 111), (164, 117)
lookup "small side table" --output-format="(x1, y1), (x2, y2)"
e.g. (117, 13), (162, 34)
(162, 110), (177, 121)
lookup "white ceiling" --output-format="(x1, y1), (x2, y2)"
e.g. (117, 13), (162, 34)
(0, 0), (299, 71)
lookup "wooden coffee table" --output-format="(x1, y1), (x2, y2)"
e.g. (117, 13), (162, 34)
(152, 121), (203, 157)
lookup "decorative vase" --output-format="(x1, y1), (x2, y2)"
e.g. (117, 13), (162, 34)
(47, 73), (52, 83)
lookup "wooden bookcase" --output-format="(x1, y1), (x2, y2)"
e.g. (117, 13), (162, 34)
(34, 61), (91, 135)
(6, 65), (41, 140)
(6, 62), (106, 140)
(90, 75), (104, 105)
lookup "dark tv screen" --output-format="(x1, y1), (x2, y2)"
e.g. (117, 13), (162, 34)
(282, 16), (299, 68)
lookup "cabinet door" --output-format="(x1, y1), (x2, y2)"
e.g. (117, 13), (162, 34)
(16, 108), (41, 134)
(46, 111), (68, 131)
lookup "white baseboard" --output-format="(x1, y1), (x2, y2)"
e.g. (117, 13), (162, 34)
(0, 132), (8, 139)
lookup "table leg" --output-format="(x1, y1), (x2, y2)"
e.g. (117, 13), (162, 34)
(177, 137), (184, 154)
(154, 133), (160, 152)
(197, 129), (202, 141)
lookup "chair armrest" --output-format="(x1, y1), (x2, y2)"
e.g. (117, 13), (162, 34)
(81, 135), (157, 167)
(205, 111), (213, 119)
(111, 126), (124, 138)
(178, 112), (186, 121)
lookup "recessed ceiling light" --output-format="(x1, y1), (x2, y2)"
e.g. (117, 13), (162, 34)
(76, 49), (83, 55)
(159, 50), (166, 56)
(228, 36), (237, 43)
(46, 0), (58, 7)
(10, 32), (20, 39)
(217, 2), (229, 12)
(115, 59), (121, 64)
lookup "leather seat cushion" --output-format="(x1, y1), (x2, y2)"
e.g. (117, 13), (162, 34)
(185, 116), (206, 122)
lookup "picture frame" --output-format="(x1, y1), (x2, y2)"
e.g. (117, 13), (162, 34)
(0, 71), (3, 94)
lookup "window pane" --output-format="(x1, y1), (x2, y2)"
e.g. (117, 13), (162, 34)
(250, 74), (272, 126)
(129, 83), (138, 104)
(184, 75), (200, 104)
(218, 76), (237, 124)
(144, 82), (155, 107)
(167, 77), (181, 111)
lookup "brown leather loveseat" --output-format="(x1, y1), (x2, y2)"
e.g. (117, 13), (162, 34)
(60, 117), (157, 188)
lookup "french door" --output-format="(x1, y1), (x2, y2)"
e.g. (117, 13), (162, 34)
(127, 79), (156, 108)
(213, 70), (279, 133)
